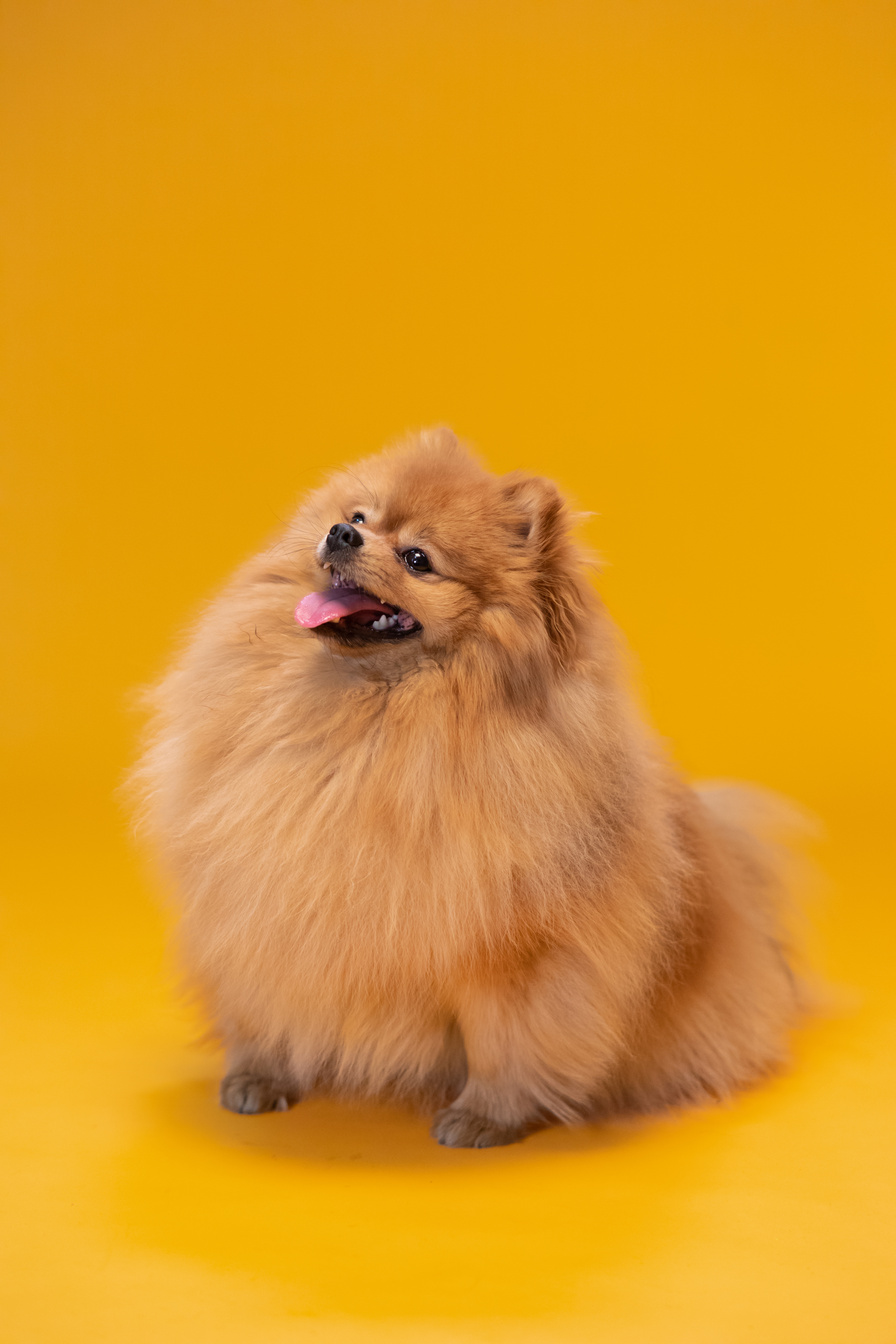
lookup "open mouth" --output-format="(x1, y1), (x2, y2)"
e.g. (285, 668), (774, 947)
(295, 579), (421, 644)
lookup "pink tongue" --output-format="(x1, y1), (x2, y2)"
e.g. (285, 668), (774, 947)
(295, 587), (395, 628)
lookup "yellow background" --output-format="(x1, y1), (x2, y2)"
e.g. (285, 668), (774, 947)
(2, 2), (894, 1340)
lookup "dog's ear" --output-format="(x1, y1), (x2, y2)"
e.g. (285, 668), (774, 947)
(502, 467), (564, 540)
(501, 473), (590, 667)
(418, 424), (459, 453)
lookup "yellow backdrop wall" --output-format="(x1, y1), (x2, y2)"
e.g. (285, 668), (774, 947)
(2, 3), (894, 1341)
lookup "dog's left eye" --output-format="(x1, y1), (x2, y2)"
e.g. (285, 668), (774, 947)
(349, 512), (365, 524)
(403, 548), (432, 573)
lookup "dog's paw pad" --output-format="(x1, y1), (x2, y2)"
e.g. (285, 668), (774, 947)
(430, 1106), (525, 1149)
(220, 1072), (297, 1115)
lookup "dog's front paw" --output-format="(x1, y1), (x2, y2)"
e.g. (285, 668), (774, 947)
(220, 1071), (298, 1115)
(430, 1105), (526, 1149)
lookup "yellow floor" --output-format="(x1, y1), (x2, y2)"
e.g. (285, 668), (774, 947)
(2, 808), (894, 1341)
(4, 1), (896, 1339)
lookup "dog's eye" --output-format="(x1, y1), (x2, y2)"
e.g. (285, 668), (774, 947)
(403, 548), (432, 574)
(349, 512), (365, 525)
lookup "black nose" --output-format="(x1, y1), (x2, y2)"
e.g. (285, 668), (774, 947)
(326, 523), (364, 552)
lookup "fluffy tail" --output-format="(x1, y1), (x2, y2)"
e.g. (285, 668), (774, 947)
(696, 781), (822, 1009)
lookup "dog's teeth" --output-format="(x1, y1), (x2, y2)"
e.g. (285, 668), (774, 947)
(367, 612), (403, 632)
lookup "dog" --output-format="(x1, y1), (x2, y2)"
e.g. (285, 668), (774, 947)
(135, 426), (800, 1147)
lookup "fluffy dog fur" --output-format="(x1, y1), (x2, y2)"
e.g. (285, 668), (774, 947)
(135, 427), (800, 1147)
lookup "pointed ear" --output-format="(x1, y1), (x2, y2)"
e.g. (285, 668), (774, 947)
(500, 472), (565, 547)
(418, 424), (459, 453)
(500, 473), (590, 666)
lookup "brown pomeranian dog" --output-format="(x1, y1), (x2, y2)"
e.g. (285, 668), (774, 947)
(136, 426), (800, 1147)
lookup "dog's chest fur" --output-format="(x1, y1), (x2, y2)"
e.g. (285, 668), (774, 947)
(161, 631), (627, 1010)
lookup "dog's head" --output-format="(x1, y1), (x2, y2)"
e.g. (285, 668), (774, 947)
(285, 428), (596, 677)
